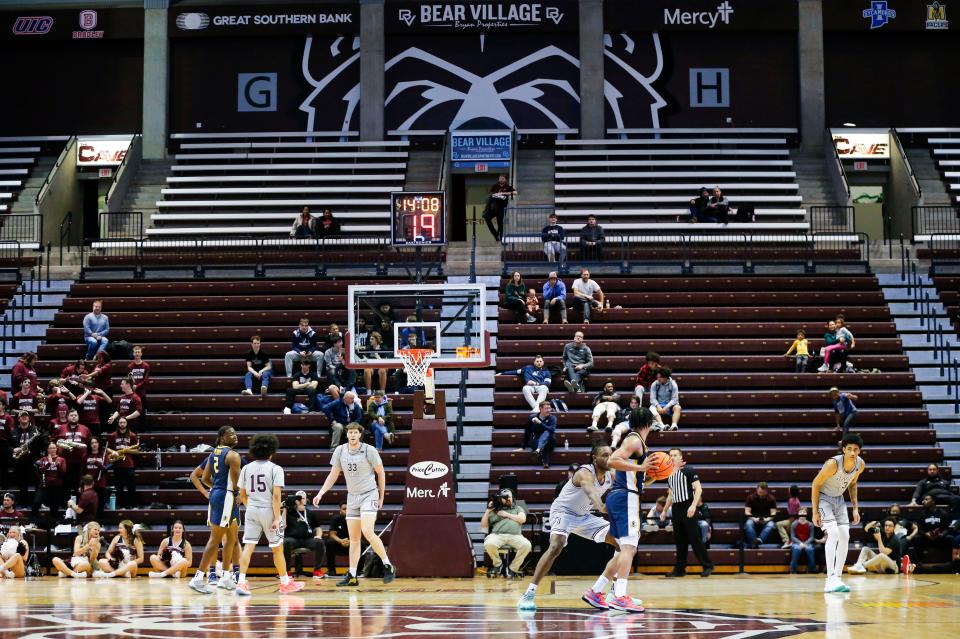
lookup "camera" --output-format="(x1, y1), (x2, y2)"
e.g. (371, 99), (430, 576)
(864, 521), (882, 535)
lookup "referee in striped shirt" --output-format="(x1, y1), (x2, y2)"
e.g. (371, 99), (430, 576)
(663, 448), (714, 577)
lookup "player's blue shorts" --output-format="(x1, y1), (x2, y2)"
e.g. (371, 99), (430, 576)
(207, 488), (239, 528)
(605, 489), (642, 547)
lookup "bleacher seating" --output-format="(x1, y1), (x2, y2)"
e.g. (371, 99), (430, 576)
(493, 273), (940, 569)
(552, 129), (806, 235)
(32, 276), (427, 568)
(0, 136), (66, 218)
(147, 132), (409, 239)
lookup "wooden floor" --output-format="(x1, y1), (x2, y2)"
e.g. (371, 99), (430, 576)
(1, 574), (958, 638)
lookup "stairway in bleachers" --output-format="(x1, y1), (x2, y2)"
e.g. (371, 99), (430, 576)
(552, 129), (806, 235)
(0, 136), (68, 217)
(899, 128), (960, 206)
(491, 272), (941, 572)
(148, 132), (409, 239)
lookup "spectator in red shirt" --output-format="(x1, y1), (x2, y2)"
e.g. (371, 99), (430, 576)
(106, 417), (139, 509)
(11, 352), (38, 394)
(33, 442), (67, 522)
(0, 492), (24, 529)
(86, 351), (113, 394)
(0, 402), (12, 490)
(45, 380), (77, 417)
(84, 437), (108, 516)
(60, 358), (90, 396)
(77, 379), (111, 439)
(12, 379), (38, 416)
(743, 481), (779, 548)
(10, 412), (40, 504)
(633, 352), (662, 403)
(107, 378), (142, 432)
(68, 475), (99, 524)
(127, 345), (150, 408)
(54, 409), (92, 492)
(48, 398), (71, 432)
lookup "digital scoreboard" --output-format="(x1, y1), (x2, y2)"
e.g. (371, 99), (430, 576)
(390, 191), (446, 246)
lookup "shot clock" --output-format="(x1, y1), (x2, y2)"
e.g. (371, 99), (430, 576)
(390, 191), (446, 246)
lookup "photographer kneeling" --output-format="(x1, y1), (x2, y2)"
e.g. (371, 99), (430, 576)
(848, 519), (906, 574)
(481, 488), (530, 579)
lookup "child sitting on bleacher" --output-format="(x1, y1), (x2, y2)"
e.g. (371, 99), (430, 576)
(525, 289), (540, 320)
(783, 329), (810, 372)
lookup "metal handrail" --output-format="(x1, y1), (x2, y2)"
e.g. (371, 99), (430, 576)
(825, 128), (851, 204)
(892, 128), (922, 200)
(36, 136), (75, 206)
(437, 130), (448, 191)
(58, 210), (73, 266)
(104, 134), (141, 210)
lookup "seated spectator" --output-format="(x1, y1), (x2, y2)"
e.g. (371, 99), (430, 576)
(829, 387), (858, 440)
(610, 395), (641, 447)
(0, 526), (29, 578)
(285, 318), (323, 378)
(149, 520), (193, 578)
(644, 495), (672, 533)
(849, 519), (905, 574)
(290, 207), (316, 239)
(908, 463), (960, 511)
(707, 186), (730, 224)
(106, 417), (139, 509)
(324, 323), (344, 351)
(11, 352), (38, 394)
(776, 484), (802, 548)
(833, 315), (856, 373)
(359, 331), (388, 394)
(561, 330), (593, 393)
(83, 300), (110, 360)
(696, 496), (712, 547)
(542, 272), (568, 324)
(107, 378), (142, 432)
(633, 352), (662, 402)
(571, 268), (605, 324)
(365, 391), (395, 449)
(541, 212), (567, 264)
(784, 329), (810, 373)
(282, 491), (326, 578)
(579, 214), (605, 261)
(67, 474), (99, 525)
(588, 382), (621, 433)
(503, 272), (535, 324)
(284, 360), (320, 415)
(319, 390), (361, 449)
(911, 494), (954, 559)
(242, 335), (272, 396)
(525, 288), (540, 321)
(513, 355), (551, 412)
(743, 481), (778, 547)
(33, 442), (67, 523)
(888, 503), (920, 541)
(77, 381), (111, 438)
(315, 208), (340, 239)
(0, 492), (25, 529)
(127, 346), (150, 412)
(789, 508), (817, 573)
(481, 488), (530, 579)
(516, 402), (556, 468)
(820, 317), (855, 372)
(52, 520), (101, 578)
(95, 520), (144, 578)
(323, 338), (357, 392)
(688, 187), (714, 223)
(650, 368), (681, 431)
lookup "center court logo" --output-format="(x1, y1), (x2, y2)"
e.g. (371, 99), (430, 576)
(408, 460), (448, 479)
(863, 1), (897, 28)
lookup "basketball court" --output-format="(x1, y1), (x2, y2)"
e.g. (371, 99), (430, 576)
(2, 574), (958, 638)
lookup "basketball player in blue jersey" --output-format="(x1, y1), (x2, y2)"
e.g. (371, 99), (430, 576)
(189, 426), (242, 594)
(190, 448), (242, 587)
(811, 433), (866, 594)
(597, 407), (658, 613)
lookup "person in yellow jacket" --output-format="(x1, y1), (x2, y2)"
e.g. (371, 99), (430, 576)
(784, 329), (810, 373)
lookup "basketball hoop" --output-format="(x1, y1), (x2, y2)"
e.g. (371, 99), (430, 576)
(398, 348), (434, 389)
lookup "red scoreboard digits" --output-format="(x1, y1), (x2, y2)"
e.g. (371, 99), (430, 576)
(390, 191), (446, 246)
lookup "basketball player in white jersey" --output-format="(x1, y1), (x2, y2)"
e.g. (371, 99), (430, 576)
(313, 421), (395, 585)
(518, 445), (623, 611)
(811, 433), (866, 593)
(236, 433), (305, 595)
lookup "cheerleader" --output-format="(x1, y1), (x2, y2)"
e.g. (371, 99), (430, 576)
(149, 520), (193, 578)
(52, 521), (101, 578)
(94, 520), (144, 578)
(0, 526), (29, 578)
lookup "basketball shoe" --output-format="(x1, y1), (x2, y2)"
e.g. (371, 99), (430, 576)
(279, 580), (306, 594)
(517, 591), (537, 611)
(236, 581), (251, 597)
(607, 594), (644, 613)
(581, 588), (608, 609)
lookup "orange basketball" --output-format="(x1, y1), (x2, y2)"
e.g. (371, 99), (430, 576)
(646, 451), (675, 481)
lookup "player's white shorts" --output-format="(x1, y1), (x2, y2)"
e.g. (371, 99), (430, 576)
(346, 488), (379, 519)
(548, 507), (610, 544)
(242, 506), (284, 548)
(817, 492), (849, 526)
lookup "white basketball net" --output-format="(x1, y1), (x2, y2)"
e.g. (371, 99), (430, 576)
(398, 349), (434, 388)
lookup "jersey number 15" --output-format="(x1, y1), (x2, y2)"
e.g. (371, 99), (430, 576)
(249, 474), (267, 493)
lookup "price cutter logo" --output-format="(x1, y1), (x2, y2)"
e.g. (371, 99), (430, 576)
(409, 460), (449, 479)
